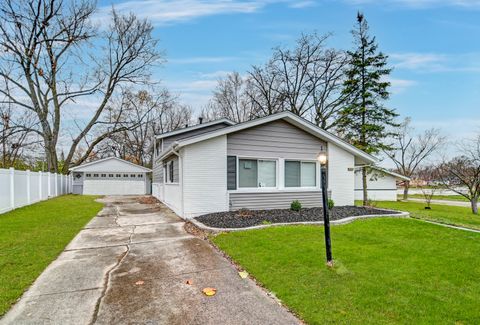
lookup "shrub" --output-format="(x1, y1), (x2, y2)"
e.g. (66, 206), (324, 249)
(261, 220), (272, 225)
(328, 199), (335, 210)
(291, 200), (302, 211)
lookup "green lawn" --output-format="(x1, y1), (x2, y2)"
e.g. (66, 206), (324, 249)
(213, 219), (480, 324)
(399, 194), (470, 202)
(373, 200), (480, 231)
(0, 195), (102, 316)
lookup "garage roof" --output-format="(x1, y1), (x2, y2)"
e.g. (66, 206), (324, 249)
(70, 157), (151, 173)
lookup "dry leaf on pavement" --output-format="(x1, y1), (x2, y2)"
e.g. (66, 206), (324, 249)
(202, 287), (217, 296)
(186, 279), (193, 285)
(135, 280), (145, 285)
(238, 271), (248, 279)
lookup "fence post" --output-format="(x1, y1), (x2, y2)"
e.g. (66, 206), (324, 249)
(26, 169), (31, 204)
(55, 173), (58, 197)
(39, 171), (42, 201)
(47, 172), (51, 197)
(9, 167), (14, 209)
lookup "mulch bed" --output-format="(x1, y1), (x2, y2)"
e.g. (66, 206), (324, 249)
(195, 206), (401, 229)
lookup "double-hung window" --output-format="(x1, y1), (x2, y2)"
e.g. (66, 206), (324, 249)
(285, 161), (317, 187)
(238, 159), (276, 188)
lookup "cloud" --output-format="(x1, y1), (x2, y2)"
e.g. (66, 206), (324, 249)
(97, 0), (303, 25)
(390, 52), (480, 73)
(289, 1), (317, 8)
(387, 78), (418, 94)
(345, 0), (480, 9)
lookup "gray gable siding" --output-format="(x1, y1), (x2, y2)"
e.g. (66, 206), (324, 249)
(227, 119), (326, 159)
(162, 123), (231, 153)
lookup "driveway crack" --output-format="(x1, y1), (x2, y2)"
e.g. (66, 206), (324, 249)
(89, 223), (136, 324)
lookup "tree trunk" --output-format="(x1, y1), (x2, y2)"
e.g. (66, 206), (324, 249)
(362, 166), (368, 206)
(403, 180), (410, 200)
(471, 199), (478, 215)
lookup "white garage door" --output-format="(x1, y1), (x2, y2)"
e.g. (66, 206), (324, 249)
(83, 173), (146, 195)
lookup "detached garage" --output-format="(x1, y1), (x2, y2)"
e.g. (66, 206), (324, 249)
(70, 157), (151, 195)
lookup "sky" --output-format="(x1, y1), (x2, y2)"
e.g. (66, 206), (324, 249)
(95, 0), (480, 162)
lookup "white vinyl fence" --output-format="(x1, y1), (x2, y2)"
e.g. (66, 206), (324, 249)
(0, 167), (73, 214)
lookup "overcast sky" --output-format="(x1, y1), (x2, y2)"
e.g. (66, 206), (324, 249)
(95, 0), (480, 162)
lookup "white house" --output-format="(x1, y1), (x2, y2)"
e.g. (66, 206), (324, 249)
(354, 166), (410, 201)
(70, 157), (151, 195)
(152, 111), (378, 219)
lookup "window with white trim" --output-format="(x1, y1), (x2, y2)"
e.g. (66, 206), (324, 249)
(238, 159), (276, 188)
(285, 161), (317, 187)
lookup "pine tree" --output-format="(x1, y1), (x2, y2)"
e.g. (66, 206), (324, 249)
(338, 12), (399, 206)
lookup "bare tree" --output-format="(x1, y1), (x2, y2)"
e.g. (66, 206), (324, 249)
(385, 118), (445, 199)
(96, 88), (192, 166)
(246, 62), (285, 117)
(207, 72), (253, 123)
(0, 0), (160, 173)
(436, 136), (480, 214)
(310, 49), (348, 130)
(416, 166), (439, 209)
(0, 104), (41, 168)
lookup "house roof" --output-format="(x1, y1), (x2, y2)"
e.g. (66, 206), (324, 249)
(69, 157), (152, 173)
(355, 166), (410, 181)
(158, 111), (377, 164)
(154, 118), (235, 140)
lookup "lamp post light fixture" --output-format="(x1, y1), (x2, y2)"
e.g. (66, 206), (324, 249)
(317, 152), (333, 266)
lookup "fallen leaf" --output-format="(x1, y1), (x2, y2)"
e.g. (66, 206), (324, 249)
(238, 271), (248, 279)
(186, 279), (193, 285)
(135, 280), (144, 285)
(202, 287), (217, 296)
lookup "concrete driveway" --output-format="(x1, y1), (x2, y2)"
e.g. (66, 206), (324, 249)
(2, 196), (299, 325)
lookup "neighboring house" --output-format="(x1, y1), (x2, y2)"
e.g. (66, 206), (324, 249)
(152, 111), (377, 219)
(70, 157), (151, 195)
(354, 166), (410, 201)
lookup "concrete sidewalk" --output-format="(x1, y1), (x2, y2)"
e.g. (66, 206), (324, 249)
(2, 196), (299, 325)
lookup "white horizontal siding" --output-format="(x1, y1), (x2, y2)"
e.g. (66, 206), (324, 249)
(328, 143), (355, 206)
(182, 136), (228, 218)
(354, 170), (398, 201)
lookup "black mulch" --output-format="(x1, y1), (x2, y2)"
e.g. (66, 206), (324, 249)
(195, 206), (401, 229)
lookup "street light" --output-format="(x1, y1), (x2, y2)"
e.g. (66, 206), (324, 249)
(317, 152), (333, 266)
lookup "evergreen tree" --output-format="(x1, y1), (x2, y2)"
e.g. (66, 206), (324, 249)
(338, 12), (398, 206)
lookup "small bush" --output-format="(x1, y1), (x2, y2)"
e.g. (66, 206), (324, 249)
(291, 200), (302, 211)
(328, 199), (335, 210)
(366, 199), (378, 208)
(261, 220), (272, 225)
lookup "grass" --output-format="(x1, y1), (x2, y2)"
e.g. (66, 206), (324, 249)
(0, 195), (102, 316)
(399, 194), (470, 202)
(213, 218), (480, 324)
(372, 200), (480, 231)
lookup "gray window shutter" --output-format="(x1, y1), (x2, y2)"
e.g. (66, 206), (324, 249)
(227, 156), (237, 190)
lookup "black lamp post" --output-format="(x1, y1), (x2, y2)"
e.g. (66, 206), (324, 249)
(317, 152), (333, 266)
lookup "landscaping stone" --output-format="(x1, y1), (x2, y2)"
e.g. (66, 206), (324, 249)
(195, 206), (401, 229)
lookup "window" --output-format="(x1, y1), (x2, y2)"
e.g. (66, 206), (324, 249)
(285, 161), (316, 187)
(101, 174), (106, 178)
(130, 174), (136, 178)
(86, 173), (91, 177)
(169, 161), (174, 183)
(93, 174), (99, 177)
(123, 174), (129, 178)
(239, 159), (276, 188)
(138, 174), (143, 178)
(108, 174), (114, 178)
(116, 174), (121, 178)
